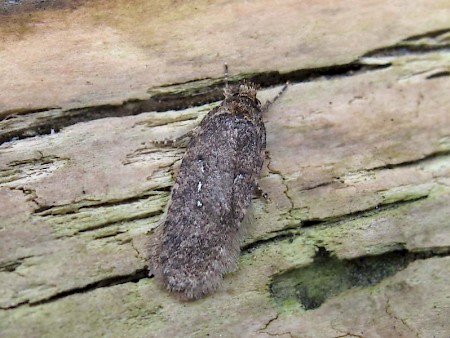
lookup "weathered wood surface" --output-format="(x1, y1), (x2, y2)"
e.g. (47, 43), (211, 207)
(1, 1), (450, 337)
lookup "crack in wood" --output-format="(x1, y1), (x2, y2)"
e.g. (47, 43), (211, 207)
(242, 194), (430, 253)
(0, 155), (69, 186)
(368, 150), (450, 171)
(1, 268), (149, 309)
(301, 194), (430, 228)
(34, 188), (169, 216)
(362, 28), (450, 58)
(74, 209), (164, 235)
(0, 63), (389, 144)
(0, 255), (34, 273)
(426, 70), (450, 79)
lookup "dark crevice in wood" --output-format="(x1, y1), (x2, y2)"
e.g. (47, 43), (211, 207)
(402, 28), (450, 41)
(0, 106), (60, 119)
(27, 268), (149, 307)
(0, 0), (86, 15)
(242, 231), (297, 253)
(362, 28), (450, 57)
(426, 71), (450, 79)
(301, 219), (325, 227)
(0, 300), (29, 310)
(75, 209), (164, 235)
(299, 194), (430, 229)
(1, 267), (149, 310)
(362, 44), (450, 58)
(243, 194), (430, 253)
(0, 62), (389, 145)
(369, 150), (450, 171)
(0, 255), (34, 273)
(34, 189), (169, 216)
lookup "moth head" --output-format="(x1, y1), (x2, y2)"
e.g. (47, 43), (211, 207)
(238, 82), (259, 101)
(224, 81), (260, 105)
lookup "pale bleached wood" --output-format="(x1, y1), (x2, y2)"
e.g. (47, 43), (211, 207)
(0, 1), (449, 337)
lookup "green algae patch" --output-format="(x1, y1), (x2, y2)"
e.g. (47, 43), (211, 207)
(270, 249), (415, 310)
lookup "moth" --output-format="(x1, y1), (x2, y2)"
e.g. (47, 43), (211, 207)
(149, 76), (287, 300)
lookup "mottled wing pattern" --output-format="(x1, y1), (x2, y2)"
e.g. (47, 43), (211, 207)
(150, 84), (266, 300)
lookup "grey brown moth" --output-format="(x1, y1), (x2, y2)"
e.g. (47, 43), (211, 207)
(149, 78), (287, 300)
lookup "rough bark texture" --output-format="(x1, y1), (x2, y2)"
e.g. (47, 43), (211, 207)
(0, 1), (449, 337)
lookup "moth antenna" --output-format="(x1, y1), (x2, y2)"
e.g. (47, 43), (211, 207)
(224, 62), (229, 88)
(262, 81), (289, 113)
(223, 62), (234, 98)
